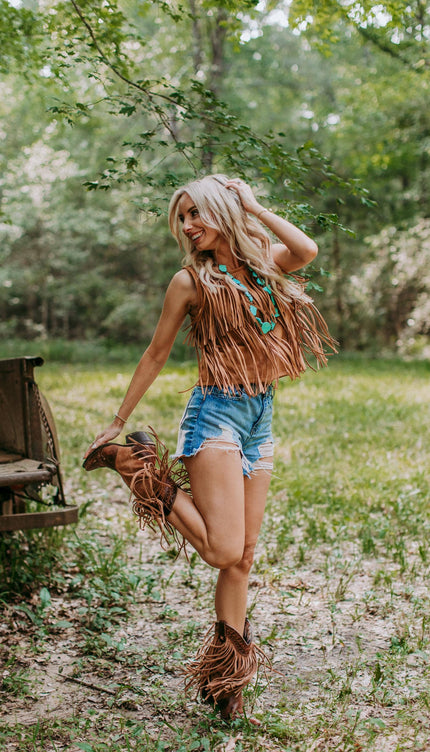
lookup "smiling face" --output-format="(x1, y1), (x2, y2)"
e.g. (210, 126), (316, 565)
(177, 193), (226, 253)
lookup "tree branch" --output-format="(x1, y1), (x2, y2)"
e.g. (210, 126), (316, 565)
(70, 0), (198, 171)
(356, 25), (429, 74)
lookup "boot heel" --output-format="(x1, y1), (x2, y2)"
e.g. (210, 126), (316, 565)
(126, 431), (155, 446)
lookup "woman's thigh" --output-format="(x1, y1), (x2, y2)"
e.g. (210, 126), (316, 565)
(243, 465), (273, 553)
(183, 446), (246, 555)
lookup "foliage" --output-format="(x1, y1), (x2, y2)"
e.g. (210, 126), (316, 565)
(0, 0), (44, 74)
(1, 0), (349, 201)
(0, 0), (358, 347)
(351, 219), (430, 354)
(283, 0), (430, 349)
(289, 0), (430, 73)
(0, 1), (430, 351)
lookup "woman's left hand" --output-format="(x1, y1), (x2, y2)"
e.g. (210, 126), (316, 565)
(83, 422), (123, 459)
(225, 179), (262, 215)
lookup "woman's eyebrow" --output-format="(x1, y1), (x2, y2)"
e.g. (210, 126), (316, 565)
(179, 205), (197, 220)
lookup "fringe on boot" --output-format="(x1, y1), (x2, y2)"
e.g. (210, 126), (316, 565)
(83, 428), (188, 553)
(129, 426), (190, 553)
(184, 619), (268, 720)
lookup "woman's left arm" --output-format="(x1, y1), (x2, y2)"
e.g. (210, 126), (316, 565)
(257, 211), (318, 273)
(225, 179), (318, 273)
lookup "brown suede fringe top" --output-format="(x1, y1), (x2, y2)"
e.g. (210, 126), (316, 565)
(185, 264), (337, 396)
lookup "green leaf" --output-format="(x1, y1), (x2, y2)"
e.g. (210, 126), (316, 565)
(39, 587), (51, 610)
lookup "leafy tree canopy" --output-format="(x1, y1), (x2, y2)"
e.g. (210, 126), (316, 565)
(1, 0), (365, 221)
(1, 0), (429, 354)
(289, 0), (430, 74)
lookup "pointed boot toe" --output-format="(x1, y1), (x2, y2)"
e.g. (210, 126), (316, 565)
(82, 442), (120, 472)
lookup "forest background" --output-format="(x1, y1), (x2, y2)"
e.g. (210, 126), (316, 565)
(2, 4), (430, 750)
(1, 0), (430, 360)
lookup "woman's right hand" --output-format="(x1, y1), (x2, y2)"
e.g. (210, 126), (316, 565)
(83, 421), (124, 459)
(225, 178), (262, 215)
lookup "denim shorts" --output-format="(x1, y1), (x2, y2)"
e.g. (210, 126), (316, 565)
(173, 385), (274, 477)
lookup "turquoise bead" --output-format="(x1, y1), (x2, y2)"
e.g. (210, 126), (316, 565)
(218, 263), (278, 335)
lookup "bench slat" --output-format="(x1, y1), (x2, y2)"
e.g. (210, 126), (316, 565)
(0, 458), (56, 487)
(0, 506), (78, 531)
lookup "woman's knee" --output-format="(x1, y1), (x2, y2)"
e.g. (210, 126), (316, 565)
(204, 541), (244, 570)
(220, 543), (256, 575)
(236, 543), (256, 575)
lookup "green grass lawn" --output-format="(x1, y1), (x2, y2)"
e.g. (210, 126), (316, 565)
(1, 355), (430, 751)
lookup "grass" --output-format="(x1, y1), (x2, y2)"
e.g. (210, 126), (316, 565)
(1, 354), (430, 751)
(0, 337), (194, 365)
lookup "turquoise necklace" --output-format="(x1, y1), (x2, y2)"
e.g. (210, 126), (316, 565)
(218, 264), (280, 334)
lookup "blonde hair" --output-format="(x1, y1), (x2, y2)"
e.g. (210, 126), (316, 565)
(168, 174), (310, 304)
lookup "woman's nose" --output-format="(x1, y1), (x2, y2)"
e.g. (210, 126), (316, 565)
(183, 216), (192, 232)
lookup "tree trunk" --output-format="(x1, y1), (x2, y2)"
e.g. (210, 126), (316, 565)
(189, 0), (203, 74)
(333, 227), (345, 348)
(202, 9), (228, 171)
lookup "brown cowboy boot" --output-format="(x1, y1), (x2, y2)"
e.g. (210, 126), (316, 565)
(185, 619), (265, 721)
(83, 431), (156, 478)
(83, 429), (185, 544)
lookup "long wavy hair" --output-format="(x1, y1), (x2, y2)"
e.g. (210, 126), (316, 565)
(168, 174), (311, 304)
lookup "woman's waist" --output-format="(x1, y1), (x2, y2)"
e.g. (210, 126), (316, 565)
(194, 382), (275, 398)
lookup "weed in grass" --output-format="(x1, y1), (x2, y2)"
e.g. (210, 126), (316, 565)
(0, 528), (67, 600)
(263, 710), (302, 746)
(1, 659), (34, 698)
(390, 632), (411, 655)
(359, 526), (376, 555)
(324, 554), (361, 603)
(64, 532), (147, 634)
(260, 624), (280, 645)
(2, 716), (187, 752)
(373, 568), (393, 588)
(274, 518), (296, 553)
(418, 542), (428, 563)
(305, 516), (329, 545)
(351, 604), (367, 624)
(392, 537), (407, 573)
(418, 615), (428, 650)
(82, 630), (128, 660)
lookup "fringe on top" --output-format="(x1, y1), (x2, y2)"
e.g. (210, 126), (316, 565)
(184, 265), (337, 396)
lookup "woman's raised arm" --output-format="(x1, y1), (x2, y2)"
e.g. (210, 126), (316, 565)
(225, 178), (318, 273)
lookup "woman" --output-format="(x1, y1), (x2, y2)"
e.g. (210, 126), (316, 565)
(83, 175), (335, 720)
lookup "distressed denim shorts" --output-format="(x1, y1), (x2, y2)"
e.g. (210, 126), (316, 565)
(173, 385), (274, 477)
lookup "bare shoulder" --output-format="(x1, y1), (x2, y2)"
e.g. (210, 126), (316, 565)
(172, 268), (196, 287)
(168, 269), (197, 307)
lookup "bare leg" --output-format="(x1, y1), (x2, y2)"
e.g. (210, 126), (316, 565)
(214, 466), (272, 633)
(179, 456), (272, 720)
(167, 445), (246, 569)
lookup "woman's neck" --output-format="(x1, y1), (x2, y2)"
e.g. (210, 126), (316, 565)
(214, 243), (240, 270)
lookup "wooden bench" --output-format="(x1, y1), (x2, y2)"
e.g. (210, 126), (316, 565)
(0, 356), (78, 531)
